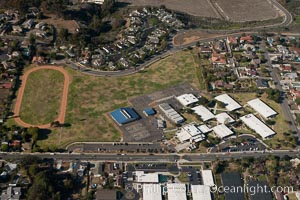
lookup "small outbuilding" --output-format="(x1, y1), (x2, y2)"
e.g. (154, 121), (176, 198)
(143, 108), (156, 116)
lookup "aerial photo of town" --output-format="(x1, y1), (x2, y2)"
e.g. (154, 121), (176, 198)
(1, 0), (300, 199)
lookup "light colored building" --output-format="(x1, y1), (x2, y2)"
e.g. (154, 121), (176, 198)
(247, 98), (277, 119)
(201, 170), (215, 187)
(240, 114), (276, 139)
(176, 123), (205, 143)
(135, 171), (159, 183)
(215, 113), (235, 124)
(191, 185), (212, 200)
(159, 103), (185, 124)
(167, 183), (187, 200)
(143, 184), (162, 200)
(1, 187), (21, 200)
(212, 124), (234, 138)
(192, 105), (214, 122)
(81, 0), (105, 4)
(198, 124), (212, 134)
(176, 94), (199, 107)
(215, 94), (242, 111)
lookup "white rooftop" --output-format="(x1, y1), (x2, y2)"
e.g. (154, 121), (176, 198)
(212, 124), (234, 138)
(143, 184), (162, 200)
(215, 94), (242, 111)
(201, 170), (215, 187)
(167, 183), (187, 200)
(176, 130), (192, 143)
(215, 113), (235, 124)
(191, 185), (212, 200)
(177, 123), (205, 143)
(135, 171), (159, 183)
(240, 114), (276, 139)
(182, 123), (202, 137)
(176, 94), (199, 107)
(192, 105), (215, 121)
(247, 98), (277, 118)
(198, 124), (212, 133)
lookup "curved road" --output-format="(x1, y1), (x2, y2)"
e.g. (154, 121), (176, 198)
(13, 65), (70, 128)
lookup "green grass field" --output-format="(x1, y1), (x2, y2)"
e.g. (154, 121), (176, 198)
(19, 69), (64, 125)
(37, 50), (199, 149)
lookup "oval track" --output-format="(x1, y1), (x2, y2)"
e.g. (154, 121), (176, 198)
(13, 66), (70, 128)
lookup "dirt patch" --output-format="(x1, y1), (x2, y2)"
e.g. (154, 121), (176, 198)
(40, 14), (80, 33)
(214, 0), (279, 22)
(173, 30), (221, 46)
(119, 0), (221, 18)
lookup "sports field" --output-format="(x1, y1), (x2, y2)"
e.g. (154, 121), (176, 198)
(15, 66), (69, 127)
(37, 50), (200, 149)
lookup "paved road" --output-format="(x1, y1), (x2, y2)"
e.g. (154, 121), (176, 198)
(1, 150), (299, 162)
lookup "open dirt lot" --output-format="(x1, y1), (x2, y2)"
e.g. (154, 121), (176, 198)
(173, 30), (221, 46)
(40, 14), (80, 33)
(215, 0), (279, 22)
(119, 0), (221, 18)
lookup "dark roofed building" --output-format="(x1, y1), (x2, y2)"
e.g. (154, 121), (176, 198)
(256, 79), (269, 89)
(248, 181), (272, 200)
(221, 172), (245, 200)
(143, 108), (156, 116)
(96, 189), (117, 200)
(110, 107), (140, 125)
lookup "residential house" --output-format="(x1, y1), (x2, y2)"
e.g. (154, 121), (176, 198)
(12, 26), (22, 34)
(227, 37), (238, 45)
(1, 187), (21, 200)
(282, 73), (298, 82)
(199, 46), (211, 54)
(290, 89), (300, 101)
(256, 79), (269, 89)
(211, 51), (226, 65)
(32, 56), (46, 65)
(240, 36), (252, 43)
(280, 64), (292, 72)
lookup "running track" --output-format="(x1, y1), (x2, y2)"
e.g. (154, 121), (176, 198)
(13, 66), (70, 128)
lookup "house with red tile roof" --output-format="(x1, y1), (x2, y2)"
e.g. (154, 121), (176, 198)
(280, 64), (292, 72)
(240, 36), (252, 43)
(211, 51), (227, 65)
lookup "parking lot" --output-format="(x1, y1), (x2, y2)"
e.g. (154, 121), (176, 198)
(210, 135), (267, 153)
(120, 83), (200, 142)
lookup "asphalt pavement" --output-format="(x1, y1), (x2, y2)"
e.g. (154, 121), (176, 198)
(0, 150), (299, 163)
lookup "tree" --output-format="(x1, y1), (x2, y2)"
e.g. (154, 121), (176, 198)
(27, 127), (39, 142)
(1, 143), (8, 152)
(198, 96), (209, 105)
(29, 164), (38, 176)
(101, 0), (115, 16)
(89, 15), (102, 33)
(29, 34), (36, 45)
(217, 100), (226, 109)
(266, 119), (276, 126)
(59, 28), (69, 42)
(27, 171), (57, 200)
(295, 98), (300, 105)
